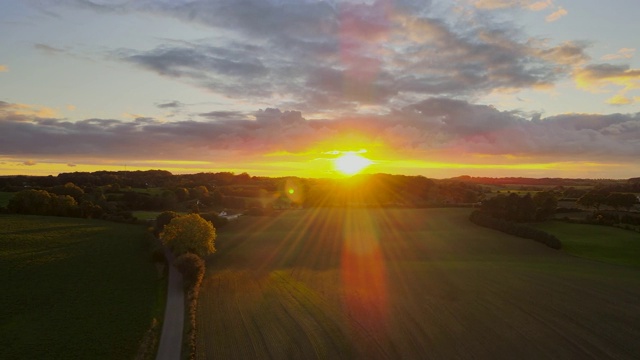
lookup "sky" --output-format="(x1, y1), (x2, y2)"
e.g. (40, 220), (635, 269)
(1, 0), (639, 179)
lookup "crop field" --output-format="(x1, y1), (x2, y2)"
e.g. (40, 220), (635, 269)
(532, 221), (640, 267)
(0, 191), (14, 207)
(0, 215), (163, 359)
(197, 208), (640, 359)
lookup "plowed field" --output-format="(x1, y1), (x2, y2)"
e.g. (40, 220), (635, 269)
(197, 208), (640, 359)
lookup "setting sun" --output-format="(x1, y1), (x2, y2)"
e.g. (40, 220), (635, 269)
(334, 153), (372, 176)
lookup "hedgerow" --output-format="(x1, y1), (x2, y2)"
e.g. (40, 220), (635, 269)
(470, 210), (562, 249)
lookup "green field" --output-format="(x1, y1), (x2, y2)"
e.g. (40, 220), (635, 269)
(532, 221), (640, 267)
(132, 210), (165, 220)
(0, 215), (163, 359)
(0, 191), (14, 207)
(197, 208), (640, 359)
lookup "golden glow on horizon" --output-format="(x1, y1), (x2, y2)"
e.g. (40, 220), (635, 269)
(0, 154), (632, 179)
(334, 153), (373, 176)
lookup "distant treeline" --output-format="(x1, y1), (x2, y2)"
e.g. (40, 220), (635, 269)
(2, 171), (638, 222)
(449, 175), (634, 188)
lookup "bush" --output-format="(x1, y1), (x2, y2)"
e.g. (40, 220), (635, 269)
(174, 253), (205, 289)
(173, 253), (205, 360)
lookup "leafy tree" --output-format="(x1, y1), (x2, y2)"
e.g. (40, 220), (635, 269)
(533, 191), (558, 221)
(604, 193), (637, 211)
(51, 195), (78, 217)
(174, 187), (190, 202)
(8, 189), (53, 215)
(577, 190), (608, 211)
(161, 214), (216, 257)
(51, 182), (85, 202)
(155, 211), (180, 234)
(191, 186), (209, 200)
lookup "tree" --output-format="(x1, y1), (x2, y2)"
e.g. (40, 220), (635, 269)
(51, 195), (78, 217)
(604, 193), (637, 211)
(8, 189), (53, 215)
(577, 190), (608, 211)
(51, 182), (85, 202)
(161, 214), (216, 257)
(533, 191), (558, 221)
(155, 211), (180, 234)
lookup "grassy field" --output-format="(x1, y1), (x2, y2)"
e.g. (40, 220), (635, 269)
(0, 191), (14, 207)
(132, 210), (164, 220)
(532, 221), (640, 267)
(0, 215), (164, 359)
(197, 208), (640, 359)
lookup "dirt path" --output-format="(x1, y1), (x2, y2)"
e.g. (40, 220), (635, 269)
(156, 249), (184, 360)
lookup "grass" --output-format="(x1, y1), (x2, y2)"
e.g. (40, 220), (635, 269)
(531, 221), (640, 267)
(132, 210), (187, 221)
(0, 191), (14, 207)
(0, 214), (164, 359)
(196, 208), (640, 359)
(132, 210), (164, 220)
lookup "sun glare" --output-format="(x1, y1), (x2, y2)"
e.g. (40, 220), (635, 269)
(334, 153), (372, 176)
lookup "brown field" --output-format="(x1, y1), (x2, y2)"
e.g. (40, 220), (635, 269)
(197, 208), (640, 359)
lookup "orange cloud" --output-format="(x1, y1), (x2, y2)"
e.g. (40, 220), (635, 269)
(1, 103), (59, 118)
(545, 6), (567, 22)
(602, 48), (635, 61)
(528, 0), (553, 11)
(574, 64), (640, 103)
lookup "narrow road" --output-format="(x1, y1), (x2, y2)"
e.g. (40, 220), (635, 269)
(156, 249), (184, 360)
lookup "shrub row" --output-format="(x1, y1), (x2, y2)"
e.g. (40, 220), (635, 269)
(173, 253), (205, 360)
(470, 210), (562, 249)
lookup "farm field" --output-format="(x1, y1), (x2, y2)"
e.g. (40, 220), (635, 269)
(532, 221), (640, 267)
(0, 191), (14, 207)
(0, 215), (163, 359)
(197, 208), (640, 359)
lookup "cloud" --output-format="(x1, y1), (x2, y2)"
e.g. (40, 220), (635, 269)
(32, 0), (593, 117)
(527, 0), (553, 11)
(602, 48), (635, 61)
(545, 6), (567, 22)
(606, 95), (632, 105)
(198, 111), (247, 121)
(473, 0), (551, 10)
(1, 99), (639, 167)
(156, 101), (183, 109)
(0, 65), (7, 72)
(23, 160), (37, 166)
(34, 43), (67, 55)
(108, 1), (587, 113)
(67, 163), (77, 167)
(574, 64), (640, 104)
(0, 101), (59, 119)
